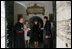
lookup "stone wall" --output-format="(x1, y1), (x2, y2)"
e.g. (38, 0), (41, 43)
(14, 2), (27, 24)
(14, 1), (53, 22)
(56, 1), (71, 48)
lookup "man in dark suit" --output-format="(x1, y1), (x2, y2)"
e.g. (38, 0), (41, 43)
(41, 16), (52, 48)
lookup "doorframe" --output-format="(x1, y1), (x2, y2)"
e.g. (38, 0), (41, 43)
(52, 1), (56, 48)
(5, 1), (56, 48)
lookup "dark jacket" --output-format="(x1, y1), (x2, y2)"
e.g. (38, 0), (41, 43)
(32, 24), (40, 41)
(44, 20), (52, 37)
(15, 22), (24, 33)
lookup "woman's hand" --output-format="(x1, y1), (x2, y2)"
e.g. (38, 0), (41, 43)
(26, 28), (31, 32)
(21, 27), (23, 29)
(26, 29), (29, 32)
(45, 36), (48, 39)
(28, 28), (31, 30)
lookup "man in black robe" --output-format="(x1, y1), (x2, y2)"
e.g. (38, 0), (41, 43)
(14, 16), (25, 48)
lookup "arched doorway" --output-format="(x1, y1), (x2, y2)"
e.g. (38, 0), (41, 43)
(29, 16), (43, 28)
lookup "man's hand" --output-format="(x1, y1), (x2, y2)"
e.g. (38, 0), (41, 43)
(21, 27), (23, 29)
(45, 36), (48, 39)
(41, 28), (44, 30)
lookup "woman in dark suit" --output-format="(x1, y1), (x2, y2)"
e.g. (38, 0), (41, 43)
(32, 20), (40, 48)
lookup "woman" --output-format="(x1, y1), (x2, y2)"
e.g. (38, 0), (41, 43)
(14, 16), (25, 48)
(32, 20), (40, 48)
(24, 20), (31, 48)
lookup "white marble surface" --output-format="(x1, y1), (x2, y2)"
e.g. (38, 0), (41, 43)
(1, 1), (5, 48)
(56, 1), (71, 48)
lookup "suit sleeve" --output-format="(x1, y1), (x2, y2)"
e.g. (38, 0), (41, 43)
(45, 21), (51, 36)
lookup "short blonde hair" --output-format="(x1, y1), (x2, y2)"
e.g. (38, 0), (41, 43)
(24, 20), (28, 24)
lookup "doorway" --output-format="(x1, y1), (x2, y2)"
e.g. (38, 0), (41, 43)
(5, 1), (56, 48)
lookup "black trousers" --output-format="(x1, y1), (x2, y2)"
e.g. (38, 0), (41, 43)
(44, 39), (51, 48)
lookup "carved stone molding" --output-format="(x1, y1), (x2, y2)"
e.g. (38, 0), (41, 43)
(26, 3), (45, 15)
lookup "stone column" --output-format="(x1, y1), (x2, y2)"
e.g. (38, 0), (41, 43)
(56, 1), (71, 48)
